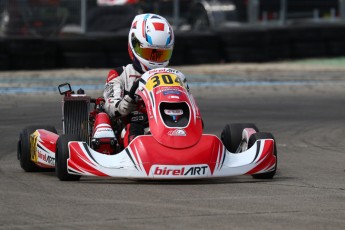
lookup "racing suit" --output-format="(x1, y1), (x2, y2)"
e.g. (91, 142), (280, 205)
(103, 64), (145, 147)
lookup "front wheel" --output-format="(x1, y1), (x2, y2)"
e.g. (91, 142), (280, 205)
(55, 134), (81, 181)
(18, 125), (57, 172)
(248, 132), (277, 179)
(221, 123), (259, 153)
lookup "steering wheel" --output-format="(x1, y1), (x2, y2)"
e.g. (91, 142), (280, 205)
(129, 80), (140, 101)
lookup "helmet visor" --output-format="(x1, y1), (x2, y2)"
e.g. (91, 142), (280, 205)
(132, 37), (173, 63)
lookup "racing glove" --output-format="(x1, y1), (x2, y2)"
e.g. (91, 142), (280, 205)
(118, 95), (137, 116)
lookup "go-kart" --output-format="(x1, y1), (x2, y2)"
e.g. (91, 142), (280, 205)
(17, 68), (277, 181)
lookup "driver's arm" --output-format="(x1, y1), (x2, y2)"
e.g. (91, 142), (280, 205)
(104, 71), (125, 117)
(104, 68), (137, 117)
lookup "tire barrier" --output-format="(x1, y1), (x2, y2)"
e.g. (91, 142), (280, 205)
(178, 32), (221, 65)
(328, 41), (345, 57)
(1, 23), (345, 70)
(55, 38), (107, 68)
(219, 27), (270, 62)
(99, 34), (132, 67)
(0, 39), (9, 70)
(322, 25), (345, 57)
(267, 27), (290, 60)
(287, 26), (327, 58)
(3, 38), (57, 70)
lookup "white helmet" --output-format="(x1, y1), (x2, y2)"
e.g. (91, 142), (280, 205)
(128, 14), (174, 73)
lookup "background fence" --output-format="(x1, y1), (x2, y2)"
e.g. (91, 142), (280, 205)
(1, 0), (345, 70)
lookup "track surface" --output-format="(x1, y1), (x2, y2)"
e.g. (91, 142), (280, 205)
(1, 64), (345, 229)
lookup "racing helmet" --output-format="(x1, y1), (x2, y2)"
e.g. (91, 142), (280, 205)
(128, 14), (174, 72)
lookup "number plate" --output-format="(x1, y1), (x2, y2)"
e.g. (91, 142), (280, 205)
(146, 74), (182, 91)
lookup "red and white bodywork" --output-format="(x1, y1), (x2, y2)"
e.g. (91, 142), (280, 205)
(67, 135), (275, 179)
(30, 129), (58, 168)
(31, 68), (276, 179)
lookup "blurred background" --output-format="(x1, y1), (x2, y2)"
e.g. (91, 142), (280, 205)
(1, 0), (345, 70)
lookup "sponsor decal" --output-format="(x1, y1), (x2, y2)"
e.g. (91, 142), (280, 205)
(148, 68), (169, 74)
(38, 150), (55, 165)
(96, 128), (113, 132)
(166, 69), (179, 74)
(165, 109), (183, 122)
(151, 165), (209, 177)
(168, 129), (186, 136)
(163, 90), (181, 96)
(164, 109), (183, 116)
(130, 115), (145, 122)
(156, 87), (185, 95)
(148, 68), (179, 75)
(170, 96), (179, 99)
(30, 131), (39, 162)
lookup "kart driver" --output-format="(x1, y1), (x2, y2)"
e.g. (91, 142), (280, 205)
(103, 13), (182, 147)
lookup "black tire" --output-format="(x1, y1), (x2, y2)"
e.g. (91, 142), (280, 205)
(55, 134), (81, 181)
(248, 132), (277, 179)
(221, 123), (259, 153)
(18, 125), (57, 172)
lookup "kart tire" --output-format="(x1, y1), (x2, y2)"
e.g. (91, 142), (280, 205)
(248, 132), (277, 179)
(18, 125), (57, 172)
(221, 123), (259, 153)
(55, 134), (81, 181)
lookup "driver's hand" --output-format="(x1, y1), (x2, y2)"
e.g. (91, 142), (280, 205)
(118, 95), (136, 116)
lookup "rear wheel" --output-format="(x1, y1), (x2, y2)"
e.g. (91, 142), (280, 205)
(221, 123), (259, 153)
(18, 125), (57, 172)
(248, 132), (277, 179)
(55, 134), (81, 181)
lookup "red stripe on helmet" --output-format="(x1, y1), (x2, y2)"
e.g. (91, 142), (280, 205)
(142, 20), (146, 39)
(132, 21), (137, 29)
(128, 43), (134, 61)
(153, 22), (165, 31)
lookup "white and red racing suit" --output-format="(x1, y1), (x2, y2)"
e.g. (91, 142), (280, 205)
(104, 64), (142, 117)
(103, 64), (144, 147)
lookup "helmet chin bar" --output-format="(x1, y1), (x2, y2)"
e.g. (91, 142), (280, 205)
(134, 53), (169, 73)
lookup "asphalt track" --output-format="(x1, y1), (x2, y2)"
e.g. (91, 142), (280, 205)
(1, 63), (345, 229)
